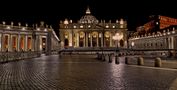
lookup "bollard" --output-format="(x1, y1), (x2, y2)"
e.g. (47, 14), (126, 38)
(154, 57), (162, 67)
(137, 57), (144, 65)
(108, 54), (112, 63)
(99, 54), (102, 60)
(98, 54), (101, 60)
(101, 54), (104, 61)
(102, 55), (106, 61)
(125, 57), (128, 64)
(115, 55), (119, 64)
(96, 53), (99, 59)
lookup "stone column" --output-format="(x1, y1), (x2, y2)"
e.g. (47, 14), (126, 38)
(110, 33), (112, 47)
(2, 34), (5, 52)
(9, 34), (12, 52)
(47, 32), (52, 55)
(90, 35), (92, 47)
(0, 34), (1, 51)
(72, 30), (74, 47)
(86, 32), (88, 47)
(84, 33), (86, 47)
(32, 36), (35, 51)
(69, 31), (72, 47)
(167, 37), (171, 49)
(15, 35), (18, 51)
(124, 40), (127, 48)
(36, 36), (40, 51)
(3, 34), (7, 52)
(38, 36), (41, 51)
(118, 40), (120, 48)
(73, 32), (76, 47)
(1, 34), (3, 51)
(101, 33), (103, 47)
(164, 38), (167, 49)
(77, 32), (79, 47)
(24, 35), (28, 51)
(97, 35), (99, 47)
(17, 34), (20, 51)
(171, 37), (174, 49)
(174, 36), (177, 49)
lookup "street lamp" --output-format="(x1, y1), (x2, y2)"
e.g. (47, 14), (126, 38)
(131, 41), (134, 49)
(113, 33), (123, 51)
(113, 33), (123, 64)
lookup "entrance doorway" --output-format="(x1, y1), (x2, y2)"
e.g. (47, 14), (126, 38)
(42, 38), (46, 52)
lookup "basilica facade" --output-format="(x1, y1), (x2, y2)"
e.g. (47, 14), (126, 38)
(59, 7), (128, 48)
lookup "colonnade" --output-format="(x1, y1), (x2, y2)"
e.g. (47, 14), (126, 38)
(0, 33), (47, 52)
(62, 31), (127, 48)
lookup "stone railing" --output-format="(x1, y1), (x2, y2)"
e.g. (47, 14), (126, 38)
(0, 51), (41, 63)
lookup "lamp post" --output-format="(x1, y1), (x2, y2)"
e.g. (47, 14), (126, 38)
(113, 33), (123, 64)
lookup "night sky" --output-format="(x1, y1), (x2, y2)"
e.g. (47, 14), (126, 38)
(0, 0), (176, 37)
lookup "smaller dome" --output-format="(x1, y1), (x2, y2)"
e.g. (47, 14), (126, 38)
(64, 19), (69, 24)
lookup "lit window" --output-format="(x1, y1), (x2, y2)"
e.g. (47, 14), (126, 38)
(73, 26), (76, 28)
(116, 20), (119, 23)
(112, 26), (115, 28)
(131, 42), (134, 46)
(167, 32), (170, 35)
(65, 35), (68, 38)
(106, 25), (109, 28)
(99, 33), (102, 38)
(37, 28), (40, 31)
(156, 22), (159, 25)
(2, 21), (5, 25)
(6, 26), (10, 29)
(44, 28), (47, 31)
(64, 26), (68, 28)
(88, 34), (91, 38)
(80, 25), (83, 28)
(22, 27), (25, 30)
(88, 25), (91, 28)
(70, 20), (72, 23)
(172, 30), (175, 34)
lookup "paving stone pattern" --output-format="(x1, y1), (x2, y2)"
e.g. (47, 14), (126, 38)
(0, 55), (177, 90)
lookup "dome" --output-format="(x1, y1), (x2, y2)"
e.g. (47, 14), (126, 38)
(79, 7), (99, 24)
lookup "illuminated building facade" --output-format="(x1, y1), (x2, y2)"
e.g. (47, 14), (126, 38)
(59, 7), (128, 48)
(0, 21), (60, 54)
(129, 15), (177, 51)
(136, 15), (177, 34)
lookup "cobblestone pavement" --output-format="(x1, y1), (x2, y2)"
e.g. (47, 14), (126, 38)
(0, 54), (177, 90)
